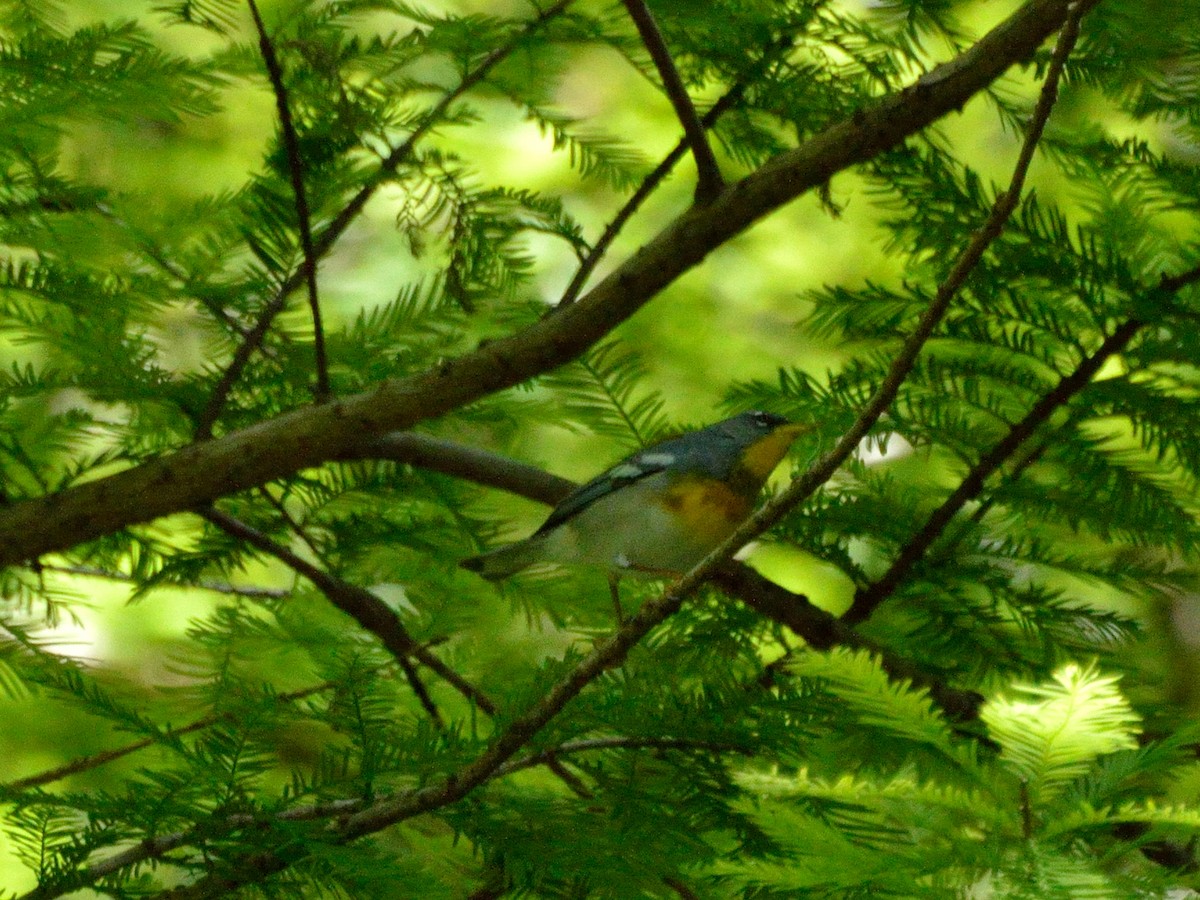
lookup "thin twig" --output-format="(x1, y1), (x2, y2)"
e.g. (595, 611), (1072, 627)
(247, 0), (328, 402)
(5, 678), (345, 791)
(541, 757), (594, 798)
(94, 202), (253, 340)
(491, 736), (750, 781)
(193, 0), (574, 439)
(251, 485), (446, 728)
(557, 81), (747, 306)
(200, 507), (496, 715)
(663, 876), (701, 900)
(257, 486), (325, 560)
(32, 563), (291, 599)
(397, 655), (444, 728)
(620, 0), (723, 202)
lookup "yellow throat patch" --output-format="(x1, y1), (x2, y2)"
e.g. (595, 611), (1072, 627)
(739, 423), (811, 481)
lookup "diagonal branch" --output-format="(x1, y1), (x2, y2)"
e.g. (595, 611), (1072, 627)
(194, 0), (575, 439)
(619, 0), (723, 202)
(246, 0), (328, 405)
(845, 264), (1200, 626)
(254, 485), (446, 727)
(199, 507), (495, 715)
(836, 1), (1109, 627)
(0, 0), (1087, 571)
(341, 431), (576, 505)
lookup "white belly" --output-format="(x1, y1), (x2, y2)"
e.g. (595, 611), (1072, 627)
(536, 472), (735, 574)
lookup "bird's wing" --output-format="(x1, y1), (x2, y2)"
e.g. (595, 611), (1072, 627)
(532, 447), (680, 536)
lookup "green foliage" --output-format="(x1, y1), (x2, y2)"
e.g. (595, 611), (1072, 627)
(720, 660), (1185, 898)
(2, 0), (1200, 897)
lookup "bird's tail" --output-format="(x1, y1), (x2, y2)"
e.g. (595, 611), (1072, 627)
(460, 537), (543, 581)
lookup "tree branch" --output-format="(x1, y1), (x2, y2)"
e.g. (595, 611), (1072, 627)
(246, 0), (328, 404)
(341, 431), (576, 506)
(0, 0), (1086, 567)
(845, 264), (1200, 626)
(199, 507), (496, 715)
(620, 0), (724, 202)
(491, 735), (752, 781)
(249, 487), (448, 728)
(397, 654), (444, 728)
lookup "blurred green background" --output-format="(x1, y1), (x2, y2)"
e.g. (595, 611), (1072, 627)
(2, 0), (1196, 892)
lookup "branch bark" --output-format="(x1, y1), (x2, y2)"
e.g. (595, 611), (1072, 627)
(0, 0), (1085, 568)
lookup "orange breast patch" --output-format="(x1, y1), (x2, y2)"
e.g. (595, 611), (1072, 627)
(657, 477), (753, 544)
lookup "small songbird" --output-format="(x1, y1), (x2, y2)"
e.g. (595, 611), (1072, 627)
(460, 411), (809, 590)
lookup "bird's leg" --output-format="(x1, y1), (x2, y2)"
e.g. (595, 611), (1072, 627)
(607, 571), (625, 625)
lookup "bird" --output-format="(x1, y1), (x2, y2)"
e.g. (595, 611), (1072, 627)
(461, 411), (809, 615)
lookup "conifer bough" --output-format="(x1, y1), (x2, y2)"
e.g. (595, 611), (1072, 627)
(0, 0), (1087, 567)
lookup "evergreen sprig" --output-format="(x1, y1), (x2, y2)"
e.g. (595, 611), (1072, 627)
(3, 0), (1200, 897)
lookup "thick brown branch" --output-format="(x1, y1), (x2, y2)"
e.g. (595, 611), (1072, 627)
(620, 0), (724, 202)
(246, 0), (328, 404)
(0, 0), (1084, 567)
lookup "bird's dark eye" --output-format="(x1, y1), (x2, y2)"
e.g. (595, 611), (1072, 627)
(751, 410), (786, 430)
